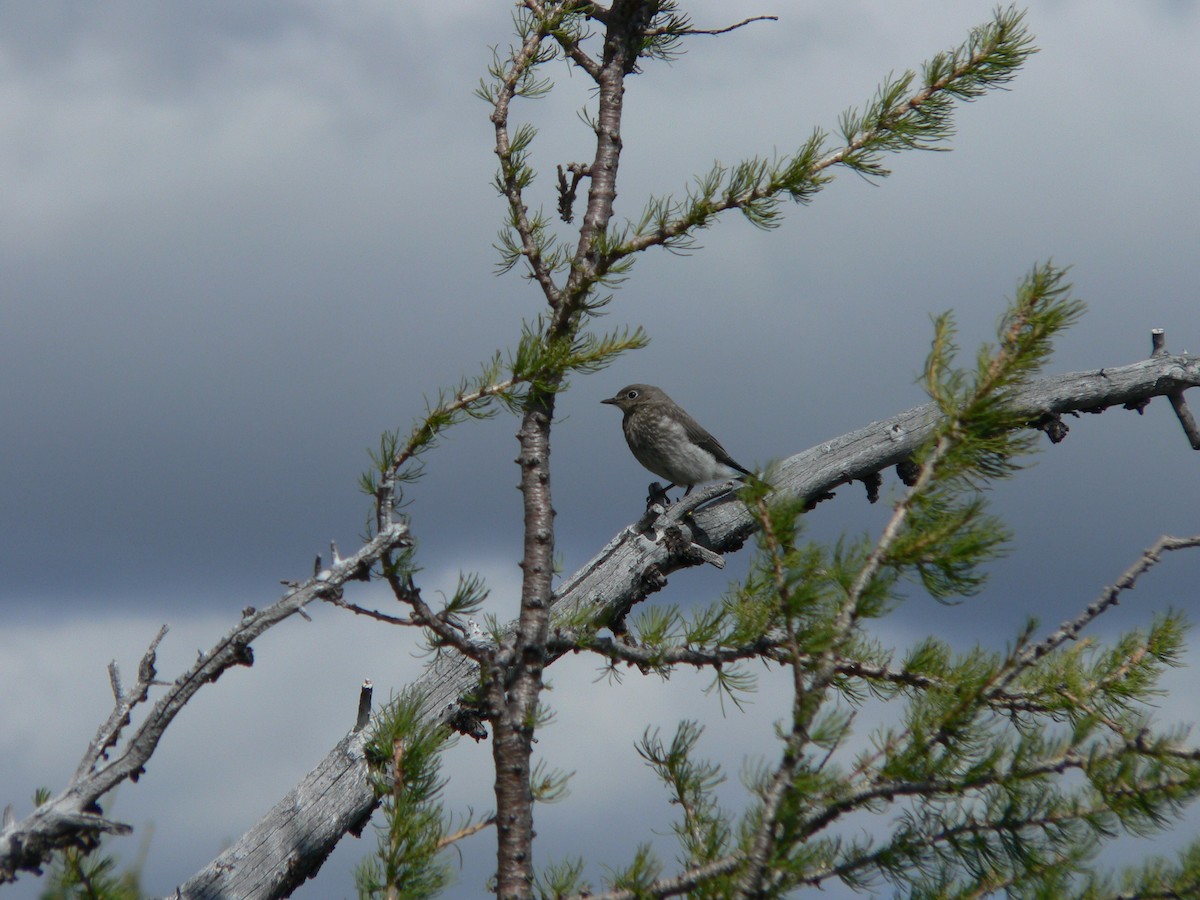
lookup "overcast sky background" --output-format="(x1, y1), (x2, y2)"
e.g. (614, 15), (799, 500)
(2, 1), (1199, 897)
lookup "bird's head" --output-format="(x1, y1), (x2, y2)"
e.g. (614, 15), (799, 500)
(601, 384), (662, 413)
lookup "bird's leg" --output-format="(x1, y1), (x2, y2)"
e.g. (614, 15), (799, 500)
(645, 481), (674, 508)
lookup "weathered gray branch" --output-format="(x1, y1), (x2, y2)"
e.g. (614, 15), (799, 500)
(0, 522), (409, 887)
(1154, 329), (1200, 449)
(160, 343), (1198, 899)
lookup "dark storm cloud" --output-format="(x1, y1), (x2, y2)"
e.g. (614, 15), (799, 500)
(0, 1), (522, 604)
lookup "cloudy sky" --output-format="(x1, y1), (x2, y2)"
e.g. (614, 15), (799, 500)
(2, 1), (1199, 896)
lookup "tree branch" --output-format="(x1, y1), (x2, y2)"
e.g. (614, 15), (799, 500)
(0, 522), (410, 887)
(1153, 330), (1200, 449)
(490, 14), (563, 308)
(551, 0), (671, 330)
(645, 15), (778, 39)
(491, 393), (559, 898)
(610, 7), (1035, 261)
(1012, 533), (1200, 673)
(525, 0), (602, 81)
(17, 346), (1185, 899)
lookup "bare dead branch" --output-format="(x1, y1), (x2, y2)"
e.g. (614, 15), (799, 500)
(1150, 329), (1200, 449)
(1015, 533), (1200, 671)
(355, 681), (374, 733)
(0, 522), (410, 886)
(556, 163), (590, 223)
(325, 595), (415, 626)
(1168, 391), (1200, 449)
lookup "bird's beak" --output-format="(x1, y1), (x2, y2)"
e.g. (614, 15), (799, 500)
(601, 396), (619, 405)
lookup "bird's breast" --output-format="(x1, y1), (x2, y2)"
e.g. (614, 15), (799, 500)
(623, 413), (735, 485)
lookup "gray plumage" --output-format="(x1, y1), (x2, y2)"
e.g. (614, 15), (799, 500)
(601, 384), (751, 494)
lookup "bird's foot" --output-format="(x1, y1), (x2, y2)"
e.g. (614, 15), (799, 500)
(645, 481), (674, 509)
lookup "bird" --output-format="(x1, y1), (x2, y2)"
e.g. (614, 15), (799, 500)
(601, 384), (753, 496)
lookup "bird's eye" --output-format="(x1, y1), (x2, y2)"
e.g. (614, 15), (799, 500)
(626, 389), (639, 399)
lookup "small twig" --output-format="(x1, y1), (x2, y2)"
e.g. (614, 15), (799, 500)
(1151, 328), (1168, 357)
(106, 661), (122, 703)
(490, 6), (565, 308)
(378, 564), (490, 660)
(386, 378), (523, 477)
(556, 163), (589, 223)
(859, 471), (882, 503)
(354, 680), (373, 732)
(610, 29), (1016, 263)
(436, 815), (496, 850)
(1034, 412), (1070, 443)
(1150, 330), (1200, 449)
(647, 15), (778, 38)
(76, 625), (169, 782)
(524, 0), (602, 81)
(565, 855), (744, 900)
(325, 594), (415, 627)
(1168, 390), (1200, 449)
(1017, 534), (1200, 670)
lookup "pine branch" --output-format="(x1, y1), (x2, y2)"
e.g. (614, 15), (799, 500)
(485, 9), (564, 307)
(524, 0), (602, 80)
(562, 855), (743, 900)
(610, 5), (1036, 259)
(436, 816), (495, 851)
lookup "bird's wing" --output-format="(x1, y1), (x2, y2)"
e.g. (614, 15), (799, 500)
(680, 412), (752, 476)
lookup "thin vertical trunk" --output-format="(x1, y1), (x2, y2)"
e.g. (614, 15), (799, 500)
(493, 394), (557, 899)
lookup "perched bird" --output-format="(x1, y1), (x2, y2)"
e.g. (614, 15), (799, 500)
(602, 384), (752, 496)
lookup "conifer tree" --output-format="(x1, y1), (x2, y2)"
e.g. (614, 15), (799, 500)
(5, 5), (1199, 899)
(347, 4), (1200, 898)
